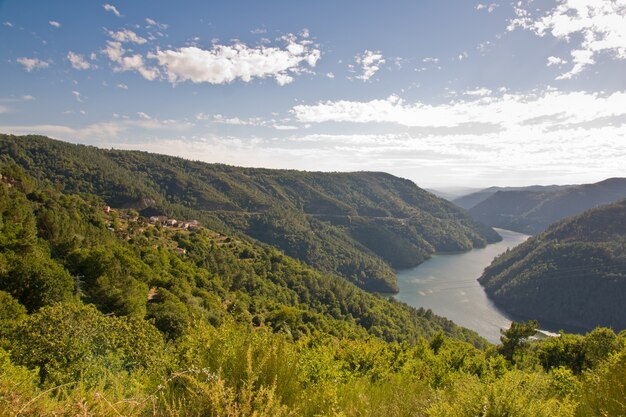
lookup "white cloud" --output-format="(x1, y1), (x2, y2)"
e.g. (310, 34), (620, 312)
(103, 40), (124, 62)
(119, 55), (159, 80)
(103, 3), (121, 17)
(72, 90), (84, 103)
(197, 113), (295, 130)
(149, 33), (320, 85)
(108, 29), (147, 44)
(0, 117), (192, 141)
(116, 83), (128, 89)
(0, 95), (35, 103)
(3, 21), (13, 27)
(557, 49), (595, 79)
(16, 57), (50, 72)
(354, 50), (385, 81)
(291, 90), (626, 130)
(464, 87), (492, 96)
(326, 72), (335, 79)
(476, 3), (498, 13)
(145, 18), (168, 30)
(272, 124), (298, 130)
(546, 56), (568, 66)
(211, 114), (264, 125)
(49, 20), (61, 28)
(509, 0), (626, 79)
(102, 40), (159, 80)
(67, 52), (92, 70)
(423, 57), (439, 63)
(250, 27), (267, 34)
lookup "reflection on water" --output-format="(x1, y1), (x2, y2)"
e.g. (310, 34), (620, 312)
(395, 229), (530, 343)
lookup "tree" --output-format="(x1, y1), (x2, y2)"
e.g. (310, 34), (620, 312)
(498, 320), (538, 362)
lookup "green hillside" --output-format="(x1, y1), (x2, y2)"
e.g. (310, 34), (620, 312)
(479, 199), (626, 331)
(0, 134), (500, 292)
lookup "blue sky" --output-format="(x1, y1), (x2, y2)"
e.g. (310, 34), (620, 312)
(1, 0), (625, 188)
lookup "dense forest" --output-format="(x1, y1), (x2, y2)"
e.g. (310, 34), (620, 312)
(468, 178), (626, 234)
(479, 199), (626, 331)
(0, 134), (500, 293)
(1, 163), (626, 415)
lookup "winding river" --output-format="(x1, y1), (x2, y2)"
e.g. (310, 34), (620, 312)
(395, 229), (530, 343)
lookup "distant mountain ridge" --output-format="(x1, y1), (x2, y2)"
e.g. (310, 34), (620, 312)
(479, 198), (626, 332)
(453, 185), (572, 210)
(0, 134), (501, 292)
(467, 178), (626, 234)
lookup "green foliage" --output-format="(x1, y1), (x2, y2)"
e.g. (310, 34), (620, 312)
(0, 348), (46, 417)
(68, 247), (149, 317)
(498, 320), (538, 362)
(147, 287), (192, 339)
(7, 303), (167, 386)
(536, 327), (623, 374)
(1, 248), (75, 311)
(0, 290), (26, 319)
(577, 348), (626, 417)
(428, 371), (577, 417)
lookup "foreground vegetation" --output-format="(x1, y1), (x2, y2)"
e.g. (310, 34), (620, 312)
(480, 198), (626, 332)
(0, 134), (500, 292)
(2, 304), (625, 416)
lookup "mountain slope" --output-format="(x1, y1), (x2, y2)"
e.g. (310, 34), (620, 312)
(453, 185), (571, 210)
(0, 165), (486, 346)
(468, 178), (626, 234)
(479, 199), (626, 331)
(0, 134), (500, 292)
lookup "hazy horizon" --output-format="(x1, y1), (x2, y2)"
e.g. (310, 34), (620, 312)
(1, 0), (625, 188)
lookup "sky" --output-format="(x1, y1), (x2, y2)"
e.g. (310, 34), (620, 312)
(1, 0), (625, 188)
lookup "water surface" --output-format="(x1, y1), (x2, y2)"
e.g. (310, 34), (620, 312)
(395, 229), (530, 343)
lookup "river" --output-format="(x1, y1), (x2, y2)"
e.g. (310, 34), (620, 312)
(395, 228), (530, 343)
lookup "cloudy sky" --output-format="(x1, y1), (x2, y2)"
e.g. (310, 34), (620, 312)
(1, 0), (625, 188)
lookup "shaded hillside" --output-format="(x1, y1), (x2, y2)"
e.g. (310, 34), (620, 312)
(0, 134), (500, 292)
(479, 199), (626, 331)
(468, 178), (626, 234)
(453, 185), (571, 210)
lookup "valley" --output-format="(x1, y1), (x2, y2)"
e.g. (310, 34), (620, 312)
(2, 1), (626, 414)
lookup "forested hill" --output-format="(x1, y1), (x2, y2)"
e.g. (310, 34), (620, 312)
(0, 134), (500, 292)
(0, 164), (485, 345)
(468, 178), (626, 235)
(479, 198), (626, 331)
